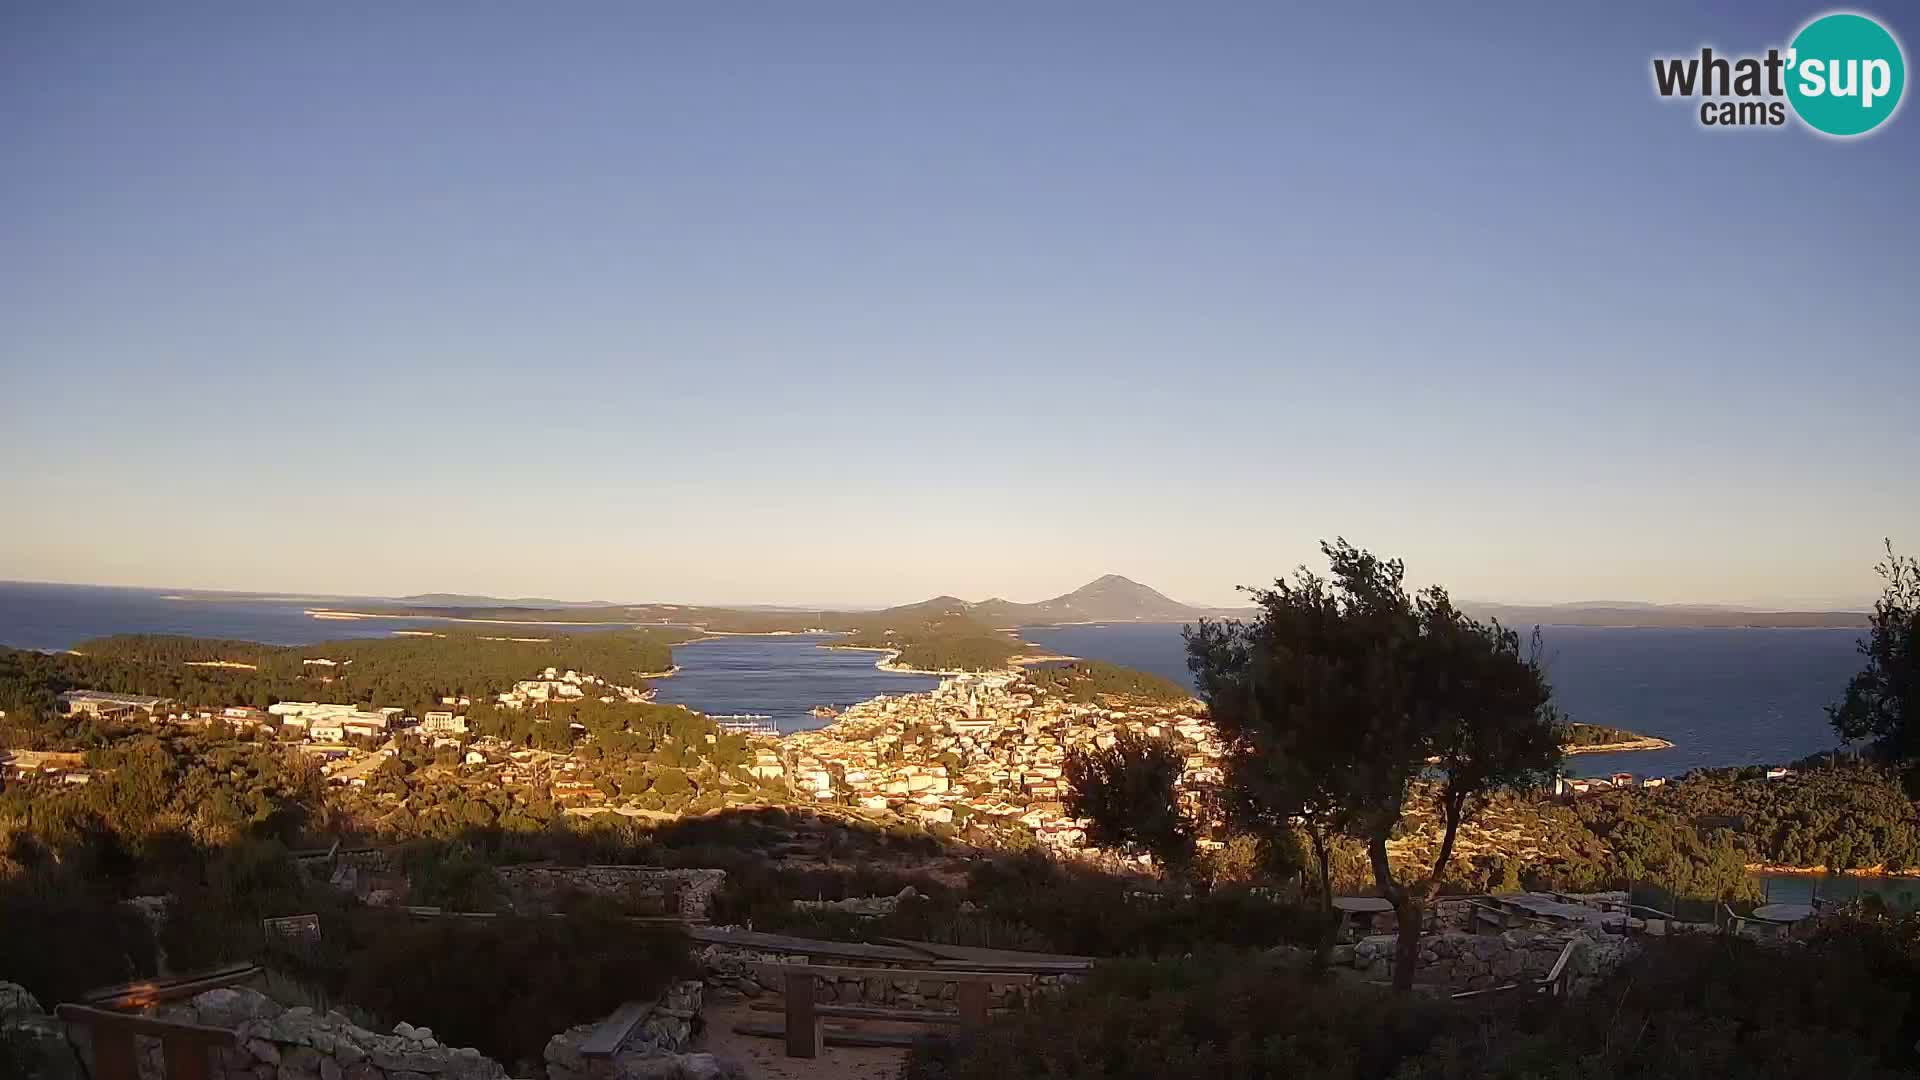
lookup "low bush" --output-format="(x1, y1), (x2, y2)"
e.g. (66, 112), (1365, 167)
(906, 912), (1920, 1080)
(1408, 924), (1920, 1078)
(331, 911), (695, 1071)
(904, 950), (1452, 1080)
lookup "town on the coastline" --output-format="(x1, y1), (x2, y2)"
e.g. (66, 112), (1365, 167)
(9, 660), (1700, 859)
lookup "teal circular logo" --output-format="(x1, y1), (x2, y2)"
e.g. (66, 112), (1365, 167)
(1787, 13), (1906, 136)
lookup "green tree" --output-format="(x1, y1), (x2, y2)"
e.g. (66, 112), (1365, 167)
(1187, 613), (1351, 968)
(1830, 540), (1920, 793)
(1191, 540), (1562, 992)
(1064, 732), (1197, 881)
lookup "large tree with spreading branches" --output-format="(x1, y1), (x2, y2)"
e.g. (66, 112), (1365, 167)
(1187, 539), (1563, 991)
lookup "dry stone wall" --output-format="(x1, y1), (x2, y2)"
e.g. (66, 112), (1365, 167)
(492, 866), (726, 921)
(697, 939), (1079, 1011)
(2, 981), (84, 1080)
(115, 987), (509, 1080)
(1334, 929), (1633, 994)
(306, 853), (728, 920)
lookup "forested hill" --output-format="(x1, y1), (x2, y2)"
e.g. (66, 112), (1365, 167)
(0, 628), (693, 734)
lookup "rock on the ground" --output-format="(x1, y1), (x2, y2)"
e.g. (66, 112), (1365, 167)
(0, 980), (86, 1080)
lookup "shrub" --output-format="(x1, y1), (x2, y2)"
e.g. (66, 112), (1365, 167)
(903, 951), (1452, 1080)
(1407, 929), (1920, 1078)
(337, 912), (695, 1071)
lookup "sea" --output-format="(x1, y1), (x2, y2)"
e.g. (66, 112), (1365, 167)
(1018, 623), (1868, 781)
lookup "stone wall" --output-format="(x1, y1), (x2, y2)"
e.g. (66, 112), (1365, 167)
(544, 981), (743, 1080)
(307, 855), (727, 920)
(2, 981), (84, 1080)
(697, 940), (1078, 1012)
(1333, 929), (1634, 995)
(493, 865), (726, 921)
(102, 987), (509, 1080)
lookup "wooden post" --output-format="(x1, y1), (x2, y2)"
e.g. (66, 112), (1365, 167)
(90, 1023), (140, 1080)
(784, 971), (821, 1059)
(56, 1005), (234, 1080)
(956, 980), (990, 1030)
(161, 1040), (214, 1080)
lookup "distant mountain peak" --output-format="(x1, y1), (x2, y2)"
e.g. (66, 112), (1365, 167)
(952, 574), (1243, 625)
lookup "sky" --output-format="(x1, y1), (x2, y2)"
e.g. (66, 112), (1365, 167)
(2, 1), (1916, 610)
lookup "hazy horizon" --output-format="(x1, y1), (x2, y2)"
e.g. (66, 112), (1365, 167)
(0, 573), (1883, 614)
(4, 2), (1914, 611)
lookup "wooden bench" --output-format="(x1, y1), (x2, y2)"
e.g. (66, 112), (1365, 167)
(56, 1004), (237, 1080)
(742, 963), (1035, 1058)
(571, 998), (654, 1073)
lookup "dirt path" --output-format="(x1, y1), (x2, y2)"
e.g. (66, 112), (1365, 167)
(698, 1000), (911, 1080)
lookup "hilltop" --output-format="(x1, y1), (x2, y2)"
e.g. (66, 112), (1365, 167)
(862, 574), (1246, 626)
(967, 574), (1239, 624)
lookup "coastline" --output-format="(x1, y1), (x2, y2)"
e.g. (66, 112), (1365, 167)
(822, 643), (1005, 678)
(304, 608), (641, 627)
(1746, 862), (1920, 880)
(1564, 736), (1676, 755)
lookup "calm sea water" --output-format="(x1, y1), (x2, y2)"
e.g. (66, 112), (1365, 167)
(1018, 622), (1868, 779)
(0, 582), (452, 648)
(648, 635), (939, 734)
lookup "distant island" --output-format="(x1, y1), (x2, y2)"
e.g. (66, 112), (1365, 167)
(1563, 721), (1675, 754)
(307, 576), (1869, 632)
(1464, 601), (1869, 629)
(294, 575), (1871, 680)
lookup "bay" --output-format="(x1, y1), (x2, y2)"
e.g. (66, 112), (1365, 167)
(647, 635), (938, 734)
(1018, 622), (1868, 779)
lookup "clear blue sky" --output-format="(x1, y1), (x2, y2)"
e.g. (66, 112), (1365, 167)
(3, 2), (1915, 609)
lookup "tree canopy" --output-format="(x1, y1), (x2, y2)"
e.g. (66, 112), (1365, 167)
(1064, 732), (1196, 878)
(1186, 540), (1563, 991)
(1830, 540), (1920, 793)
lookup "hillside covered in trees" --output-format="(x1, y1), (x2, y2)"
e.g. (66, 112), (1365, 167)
(1026, 660), (1194, 703)
(0, 629), (691, 744)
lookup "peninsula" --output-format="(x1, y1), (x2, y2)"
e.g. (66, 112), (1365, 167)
(1562, 722), (1675, 755)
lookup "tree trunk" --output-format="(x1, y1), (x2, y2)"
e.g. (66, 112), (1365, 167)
(1310, 828), (1335, 974)
(1366, 835), (1419, 994)
(1391, 894), (1423, 992)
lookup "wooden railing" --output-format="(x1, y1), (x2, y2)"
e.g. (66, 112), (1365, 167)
(82, 963), (261, 1011)
(54, 1004), (236, 1080)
